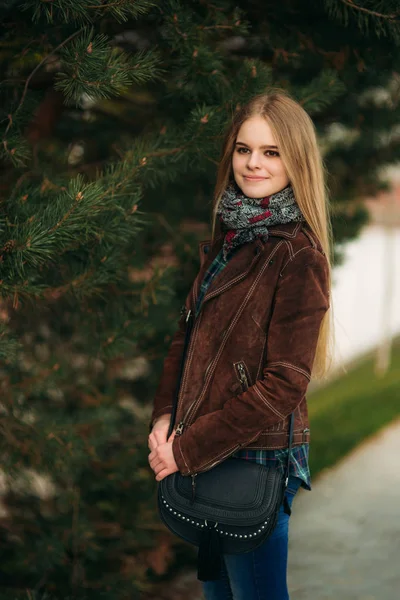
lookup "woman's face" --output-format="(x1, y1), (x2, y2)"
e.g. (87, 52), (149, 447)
(232, 115), (290, 198)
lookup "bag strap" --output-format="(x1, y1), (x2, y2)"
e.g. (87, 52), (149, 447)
(282, 413), (295, 516)
(285, 413), (295, 487)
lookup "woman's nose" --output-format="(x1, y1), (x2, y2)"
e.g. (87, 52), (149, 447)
(246, 152), (262, 169)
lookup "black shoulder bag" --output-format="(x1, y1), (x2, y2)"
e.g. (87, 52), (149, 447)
(157, 307), (294, 582)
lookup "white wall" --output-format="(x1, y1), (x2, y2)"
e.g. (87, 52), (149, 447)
(331, 224), (400, 368)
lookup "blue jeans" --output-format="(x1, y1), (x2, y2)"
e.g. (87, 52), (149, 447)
(202, 476), (302, 600)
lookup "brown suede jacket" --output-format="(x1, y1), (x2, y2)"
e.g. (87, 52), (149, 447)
(151, 220), (330, 477)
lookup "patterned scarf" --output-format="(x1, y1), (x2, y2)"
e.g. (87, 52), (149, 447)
(216, 183), (304, 260)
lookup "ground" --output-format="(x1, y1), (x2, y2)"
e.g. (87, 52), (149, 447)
(288, 418), (400, 599)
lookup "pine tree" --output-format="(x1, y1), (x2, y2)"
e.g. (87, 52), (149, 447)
(1, 1), (400, 598)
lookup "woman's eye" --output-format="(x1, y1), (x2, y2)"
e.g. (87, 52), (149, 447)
(236, 148), (279, 157)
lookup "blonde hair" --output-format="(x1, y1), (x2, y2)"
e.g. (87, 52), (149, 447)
(211, 89), (335, 380)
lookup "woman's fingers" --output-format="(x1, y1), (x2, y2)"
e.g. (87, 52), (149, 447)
(148, 448), (170, 472)
(148, 442), (179, 479)
(148, 452), (162, 470)
(148, 429), (168, 451)
(149, 458), (167, 477)
(155, 468), (171, 482)
(148, 433), (158, 452)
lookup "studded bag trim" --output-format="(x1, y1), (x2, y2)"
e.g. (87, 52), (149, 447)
(158, 457), (285, 553)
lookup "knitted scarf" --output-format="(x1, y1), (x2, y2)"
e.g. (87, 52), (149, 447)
(216, 183), (304, 260)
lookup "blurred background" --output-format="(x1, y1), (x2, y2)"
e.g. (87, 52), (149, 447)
(0, 1), (399, 598)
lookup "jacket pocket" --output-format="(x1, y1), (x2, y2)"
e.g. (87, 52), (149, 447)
(233, 360), (251, 392)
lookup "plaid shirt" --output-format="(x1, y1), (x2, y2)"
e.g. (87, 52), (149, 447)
(195, 245), (311, 491)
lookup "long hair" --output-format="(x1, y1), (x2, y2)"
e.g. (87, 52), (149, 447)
(211, 89), (335, 380)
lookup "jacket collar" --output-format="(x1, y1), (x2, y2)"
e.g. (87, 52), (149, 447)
(194, 221), (305, 310)
(265, 221), (304, 239)
(206, 220), (304, 252)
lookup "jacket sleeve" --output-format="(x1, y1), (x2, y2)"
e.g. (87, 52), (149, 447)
(172, 247), (330, 475)
(150, 306), (188, 429)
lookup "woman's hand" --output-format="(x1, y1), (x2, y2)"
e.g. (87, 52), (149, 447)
(148, 414), (170, 452)
(148, 434), (179, 481)
(148, 414), (179, 480)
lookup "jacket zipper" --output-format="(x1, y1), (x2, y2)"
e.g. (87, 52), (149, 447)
(193, 427), (263, 476)
(193, 444), (241, 474)
(174, 243), (267, 438)
(235, 361), (250, 391)
(174, 396), (196, 437)
(174, 306), (195, 438)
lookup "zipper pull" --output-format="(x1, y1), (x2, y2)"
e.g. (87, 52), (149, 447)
(185, 309), (192, 323)
(191, 474), (197, 505)
(237, 363), (249, 390)
(175, 421), (184, 436)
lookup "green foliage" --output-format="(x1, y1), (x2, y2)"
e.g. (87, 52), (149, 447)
(21, 0), (157, 25)
(308, 337), (400, 476)
(290, 69), (346, 114)
(55, 31), (162, 105)
(323, 0), (400, 41)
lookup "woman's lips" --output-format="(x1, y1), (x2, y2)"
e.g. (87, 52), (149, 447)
(243, 176), (267, 181)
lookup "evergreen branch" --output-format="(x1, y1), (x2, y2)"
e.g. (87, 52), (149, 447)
(86, 0), (152, 8)
(340, 0), (400, 20)
(86, 1), (131, 7)
(1, 131), (31, 166)
(84, 0), (157, 24)
(55, 33), (162, 104)
(43, 266), (112, 302)
(143, 146), (187, 158)
(67, 140), (195, 181)
(95, 144), (192, 203)
(5, 28), (84, 135)
(293, 69), (346, 114)
(199, 1), (225, 12)
(201, 25), (238, 30)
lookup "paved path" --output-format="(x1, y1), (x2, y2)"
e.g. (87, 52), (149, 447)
(287, 418), (400, 599)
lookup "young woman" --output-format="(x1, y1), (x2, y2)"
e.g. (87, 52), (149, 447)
(148, 90), (333, 599)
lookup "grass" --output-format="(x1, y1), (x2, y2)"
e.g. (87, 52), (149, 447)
(308, 336), (400, 478)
